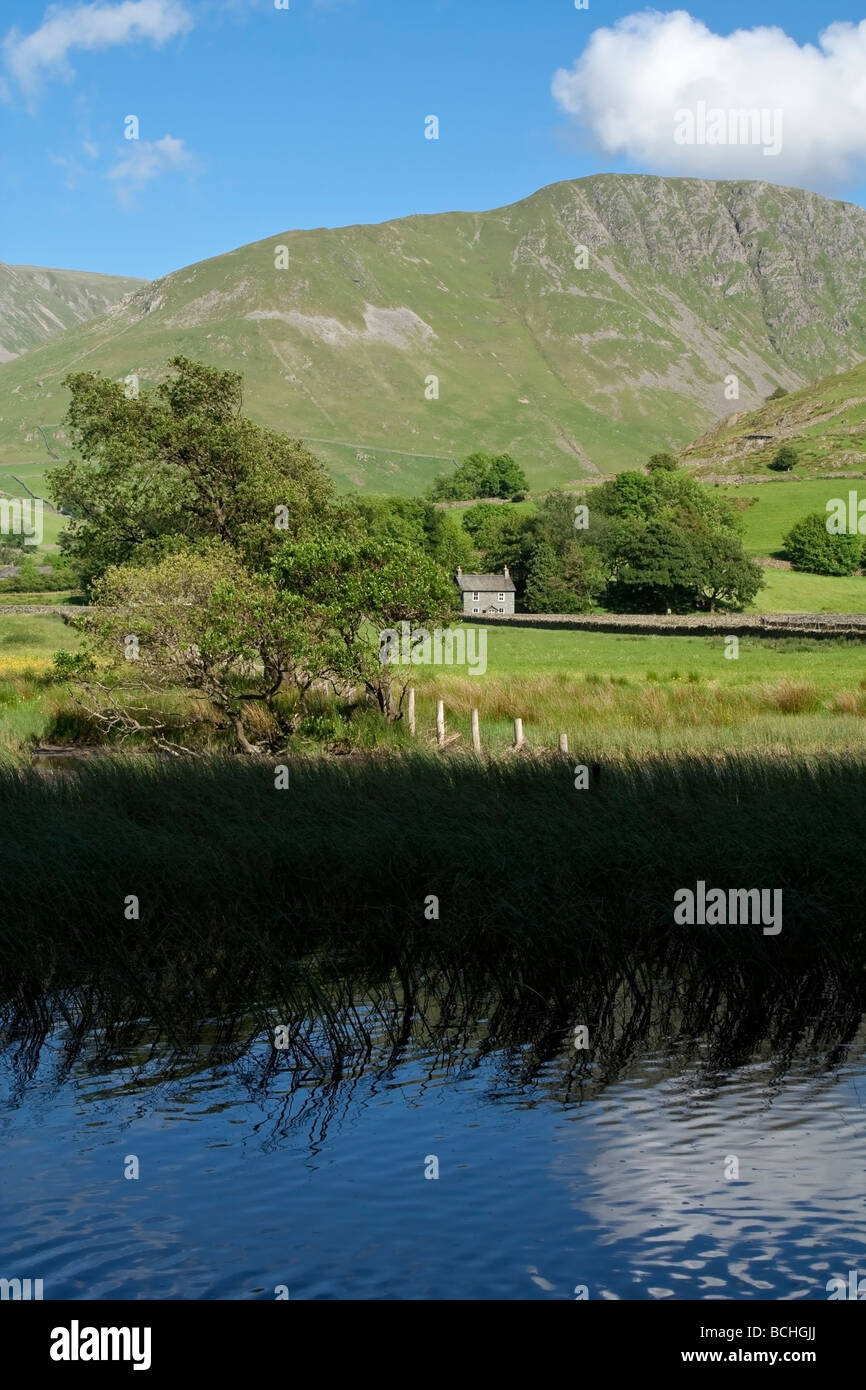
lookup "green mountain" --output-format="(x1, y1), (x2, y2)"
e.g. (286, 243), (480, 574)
(2, 175), (866, 493)
(680, 359), (866, 478)
(0, 263), (144, 362)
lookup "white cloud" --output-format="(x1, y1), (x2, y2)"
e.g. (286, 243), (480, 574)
(3, 0), (193, 100)
(552, 10), (866, 186)
(106, 133), (194, 202)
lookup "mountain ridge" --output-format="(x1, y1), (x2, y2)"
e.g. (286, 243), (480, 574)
(0, 262), (145, 363)
(1, 174), (865, 492)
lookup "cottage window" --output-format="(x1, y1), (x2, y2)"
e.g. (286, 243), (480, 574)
(498, 592), (504, 602)
(472, 591), (479, 601)
(472, 607), (479, 614)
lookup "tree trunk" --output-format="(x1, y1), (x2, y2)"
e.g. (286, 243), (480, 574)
(232, 715), (258, 755)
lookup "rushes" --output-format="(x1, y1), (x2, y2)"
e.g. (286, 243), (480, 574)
(1, 749), (863, 1084)
(1, 749), (864, 953)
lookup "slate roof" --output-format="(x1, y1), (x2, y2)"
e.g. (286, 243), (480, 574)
(456, 572), (515, 593)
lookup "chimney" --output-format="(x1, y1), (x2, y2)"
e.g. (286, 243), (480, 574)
(456, 565), (462, 576)
(503, 565), (509, 577)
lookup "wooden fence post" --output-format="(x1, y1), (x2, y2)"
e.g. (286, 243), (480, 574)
(471, 707), (481, 752)
(559, 732), (568, 755)
(513, 717), (525, 749)
(436, 699), (446, 749)
(408, 687), (416, 736)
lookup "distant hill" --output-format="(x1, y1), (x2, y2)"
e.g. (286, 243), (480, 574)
(0, 263), (144, 362)
(2, 175), (866, 492)
(680, 360), (866, 478)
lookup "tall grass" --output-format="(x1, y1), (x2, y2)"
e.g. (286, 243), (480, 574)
(1, 752), (862, 1096)
(1, 750), (863, 954)
(1, 668), (866, 758)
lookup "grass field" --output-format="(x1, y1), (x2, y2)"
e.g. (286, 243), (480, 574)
(407, 625), (866, 755)
(0, 591), (79, 606)
(751, 568), (866, 612)
(0, 460), (67, 551)
(0, 612), (79, 657)
(0, 461), (52, 497)
(1, 612), (865, 759)
(6, 611), (865, 690)
(450, 623), (866, 688)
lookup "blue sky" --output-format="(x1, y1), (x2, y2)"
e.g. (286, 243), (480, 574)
(2, 0), (866, 280)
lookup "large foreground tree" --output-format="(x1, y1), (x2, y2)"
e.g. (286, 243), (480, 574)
(50, 357), (334, 588)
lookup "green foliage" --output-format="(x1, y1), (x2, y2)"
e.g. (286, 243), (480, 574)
(519, 493), (606, 612)
(532, 491), (585, 552)
(0, 529), (28, 560)
(51, 649), (97, 679)
(89, 548), (319, 747)
(523, 539), (563, 613)
(769, 444), (798, 472)
(0, 557), (57, 593)
(692, 530), (764, 610)
(593, 466), (743, 536)
(272, 531), (457, 715)
(348, 495), (473, 571)
(0, 544), (77, 592)
(48, 361), (468, 747)
(578, 471), (758, 611)
(766, 385), (788, 400)
(463, 502), (513, 550)
(462, 473), (759, 613)
(783, 512), (862, 576)
(646, 452), (679, 472)
(50, 356), (335, 588)
(523, 538), (603, 613)
(606, 519), (706, 612)
(429, 451), (529, 501)
(466, 507), (533, 589)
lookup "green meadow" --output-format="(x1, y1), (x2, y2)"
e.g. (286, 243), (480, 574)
(751, 568), (866, 612)
(454, 623), (866, 689)
(0, 460), (66, 549)
(2, 611), (865, 761)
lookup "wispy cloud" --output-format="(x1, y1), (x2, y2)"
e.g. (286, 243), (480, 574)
(552, 11), (866, 187)
(49, 138), (104, 189)
(3, 0), (193, 103)
(106, 132), (195, 203)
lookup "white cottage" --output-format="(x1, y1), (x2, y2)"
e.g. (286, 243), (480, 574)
(455, 566), (516, 616)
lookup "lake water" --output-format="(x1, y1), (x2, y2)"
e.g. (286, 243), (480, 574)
(1, 996), (864, 1301)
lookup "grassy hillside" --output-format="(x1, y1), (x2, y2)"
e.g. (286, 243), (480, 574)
(682, 360), (866, 477)
(716, 480), (854, 553)
(0, 263), (143, 362)
(4, 176), (866, 491)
